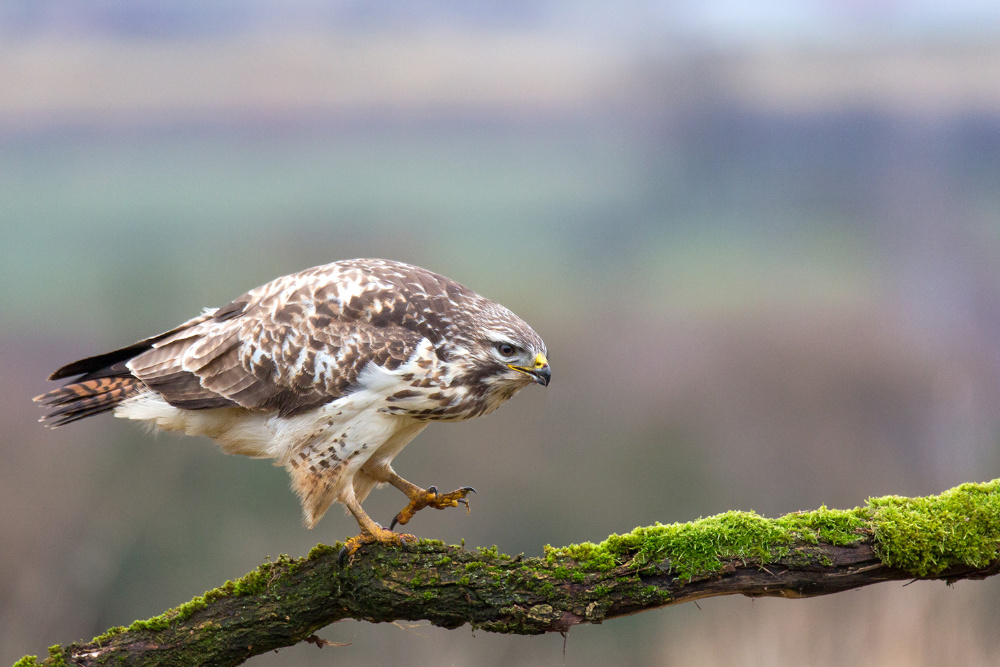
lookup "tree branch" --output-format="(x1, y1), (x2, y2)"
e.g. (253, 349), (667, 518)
(18, 479), (1000, 667)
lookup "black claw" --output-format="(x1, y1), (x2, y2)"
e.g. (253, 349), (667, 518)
(462, 486), (477, 494)
(389, 515), (400, 531)
(338, 545), (350, 567)
(428, 485), (439, 497)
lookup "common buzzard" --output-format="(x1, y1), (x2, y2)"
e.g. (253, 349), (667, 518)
(35, 259), (550, 557)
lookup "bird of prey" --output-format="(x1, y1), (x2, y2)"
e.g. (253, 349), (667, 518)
(35, 259), (550, 557)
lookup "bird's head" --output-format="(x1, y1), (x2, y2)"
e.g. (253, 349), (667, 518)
(409, 271), (550, 414)
(456, 298), (551, 400)
(486, 339), (550, 387)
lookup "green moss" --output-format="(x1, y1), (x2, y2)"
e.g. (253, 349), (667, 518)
(114, 554), (300, 638)
(306, 543), (338, 560)
(543, 479), (1000, 584)
(45, 646), (67, 667)
(129, 613), (176, 633)
(546, 541), (617, 572)
(12, 656), (39, 667)
(780, 547), (834, 568)
(868, 479), (1000, 576)
(547, 566), (586, 583)
(477, 546), (500, 558)
(91, 625), (127, 645)
(434, 556), (453, 567)
(126, 592), (213, 634)
(230, 556), (291, 596)
(415, 539), (445, 551)
(554, 507), (865, 582)
(773, 505), (868, 546)
(638, 585), (671, 603)
(591, 584), (612, 597)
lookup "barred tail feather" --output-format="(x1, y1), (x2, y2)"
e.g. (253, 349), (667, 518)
(34, 377), (145, 427)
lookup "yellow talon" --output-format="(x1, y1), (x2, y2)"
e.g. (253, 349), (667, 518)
(338, 525), (417, 566)
(390, 485), (476, 530)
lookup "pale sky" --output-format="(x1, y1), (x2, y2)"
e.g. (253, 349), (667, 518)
(3, 0), (1000, 46)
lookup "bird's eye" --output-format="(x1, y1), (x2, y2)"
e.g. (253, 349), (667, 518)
(495, 342), (517, 357)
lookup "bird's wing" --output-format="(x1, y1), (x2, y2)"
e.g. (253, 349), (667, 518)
(127, 263), (427, 417)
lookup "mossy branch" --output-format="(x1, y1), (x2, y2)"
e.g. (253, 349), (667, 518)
(18, 480), (1000, 667)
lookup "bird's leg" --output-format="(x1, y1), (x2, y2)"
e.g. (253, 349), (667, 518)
(339, 493), (416, 565)
(386, 470), (476, 530)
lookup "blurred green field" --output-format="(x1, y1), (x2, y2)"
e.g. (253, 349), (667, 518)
(1, 122), (879, 335)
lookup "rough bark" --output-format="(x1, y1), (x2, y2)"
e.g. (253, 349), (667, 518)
(17, 479), (1000, 667)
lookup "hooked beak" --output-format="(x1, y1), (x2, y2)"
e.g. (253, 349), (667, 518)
(508, 353), (551, 387)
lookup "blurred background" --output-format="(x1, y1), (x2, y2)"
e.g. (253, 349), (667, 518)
(4, 1), (1000, 665)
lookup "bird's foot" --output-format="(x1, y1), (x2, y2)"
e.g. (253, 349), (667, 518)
(338, 524), (417, 566)
(390, 485), (476, 530)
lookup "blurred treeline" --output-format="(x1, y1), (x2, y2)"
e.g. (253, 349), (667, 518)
(4, 4), (1000, 665)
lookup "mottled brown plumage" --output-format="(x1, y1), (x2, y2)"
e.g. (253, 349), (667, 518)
(36, 259), (551, 552)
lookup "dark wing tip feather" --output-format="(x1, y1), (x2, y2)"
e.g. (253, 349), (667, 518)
(46, 310), (221, 382)
(47, 343), (152, 381)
